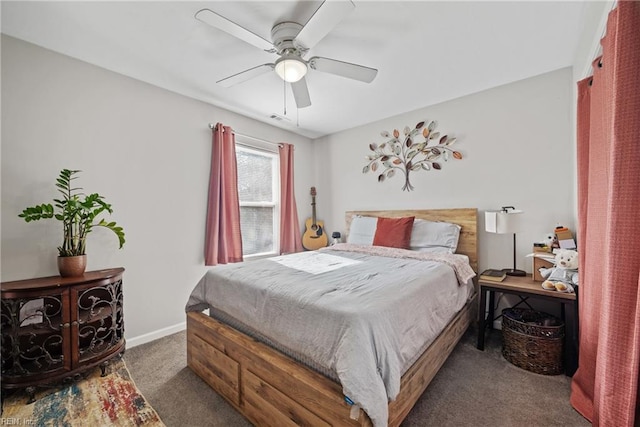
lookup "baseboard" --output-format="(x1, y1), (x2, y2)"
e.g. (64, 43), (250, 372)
(126, 321), (186, 348)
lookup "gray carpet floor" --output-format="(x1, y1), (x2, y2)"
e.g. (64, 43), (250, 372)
(125, 328), (590, 427)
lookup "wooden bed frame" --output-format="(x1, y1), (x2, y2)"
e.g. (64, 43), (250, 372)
(187, 208), (478, 426)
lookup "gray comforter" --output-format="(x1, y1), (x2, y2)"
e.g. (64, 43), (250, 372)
(186, 244), (475, 426)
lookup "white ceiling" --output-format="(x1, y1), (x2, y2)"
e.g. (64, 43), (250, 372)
(1, 1), (591, 139)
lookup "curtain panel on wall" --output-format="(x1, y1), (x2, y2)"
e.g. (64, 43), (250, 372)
(571, 2), (640, 425)
(279, 143), (303, 254)
(204, 123), (243, 266)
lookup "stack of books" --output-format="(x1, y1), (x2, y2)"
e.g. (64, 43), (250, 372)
(479, 269), (507, 282)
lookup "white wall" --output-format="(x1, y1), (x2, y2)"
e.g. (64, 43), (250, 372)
(0, 35), (314, 345)
(313, 68), (576, 276)
(572, 0), (614, 82)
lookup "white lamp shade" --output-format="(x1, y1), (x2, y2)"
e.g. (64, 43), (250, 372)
(485, 210), (524, 234)
(274, 56), (307, 83)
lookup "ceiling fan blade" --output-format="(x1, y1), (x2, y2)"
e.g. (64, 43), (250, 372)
(294, 0), (355, 50)
(291, 77), (312, 108)
(195, 9), (274, 52)
(309, 57), (378, 83)
(217, 64), (275, 88)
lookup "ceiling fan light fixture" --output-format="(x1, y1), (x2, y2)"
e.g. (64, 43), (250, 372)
(275, 56), (307, 83)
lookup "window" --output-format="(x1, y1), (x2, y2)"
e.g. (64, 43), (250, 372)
(236, 144), (280, 257)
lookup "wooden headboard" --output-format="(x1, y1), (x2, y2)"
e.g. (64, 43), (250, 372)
(345, 208), (478, 273)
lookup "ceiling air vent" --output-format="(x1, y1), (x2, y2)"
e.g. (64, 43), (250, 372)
(269, 113), (291, 122)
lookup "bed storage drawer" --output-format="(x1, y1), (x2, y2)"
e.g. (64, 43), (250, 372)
(187, 327), (240, 406)
(187, 312), (370, 426)
(243, 368), (331, 427)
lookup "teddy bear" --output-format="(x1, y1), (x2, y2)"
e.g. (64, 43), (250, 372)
(539, 249), (579, 292)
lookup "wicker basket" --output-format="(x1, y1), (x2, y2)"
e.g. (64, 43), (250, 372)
(501, 308), (564, 375)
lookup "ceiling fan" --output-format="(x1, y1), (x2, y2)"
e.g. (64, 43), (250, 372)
(195, 0), (378, 109)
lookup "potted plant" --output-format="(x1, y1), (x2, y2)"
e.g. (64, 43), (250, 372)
(19, 169), (125, 277)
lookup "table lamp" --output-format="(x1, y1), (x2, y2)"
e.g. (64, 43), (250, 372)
(485, 206), (526, 276)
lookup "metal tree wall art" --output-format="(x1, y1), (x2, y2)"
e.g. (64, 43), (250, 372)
(362, 120), (463, 191)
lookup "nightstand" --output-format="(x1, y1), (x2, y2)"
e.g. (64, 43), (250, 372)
(476, 274), (578, 376)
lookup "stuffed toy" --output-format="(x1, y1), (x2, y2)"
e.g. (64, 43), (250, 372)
(534, 233), (556, 252)
(540, 233), (555, 248)
(539, 249), (579, 292)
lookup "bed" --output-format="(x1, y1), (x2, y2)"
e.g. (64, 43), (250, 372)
(186, 208), (478, 426)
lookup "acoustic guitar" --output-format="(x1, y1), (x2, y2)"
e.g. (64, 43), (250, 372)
(302, 187), (328, 250)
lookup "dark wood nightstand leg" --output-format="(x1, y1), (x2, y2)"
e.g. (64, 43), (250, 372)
(564, 299), (579, 376)
(488, 291), (496, 328)
(477, 287), (488, 350)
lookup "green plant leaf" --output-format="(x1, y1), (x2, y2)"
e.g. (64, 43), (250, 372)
(20, 169), (125, 253)
(96, 218), (126, 248)
(18, 203), (55, 222)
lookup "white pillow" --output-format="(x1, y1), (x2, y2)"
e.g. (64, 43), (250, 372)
(346, 215), (378, 245)
(409, 219), (461, 253)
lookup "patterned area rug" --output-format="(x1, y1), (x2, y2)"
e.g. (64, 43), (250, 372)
(2, 358), (165, 426)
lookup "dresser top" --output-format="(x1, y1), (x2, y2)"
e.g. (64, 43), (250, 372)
(1, 268), (124, 292)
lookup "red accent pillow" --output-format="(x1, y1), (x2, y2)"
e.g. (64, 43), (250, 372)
(372, 216), (415, 249)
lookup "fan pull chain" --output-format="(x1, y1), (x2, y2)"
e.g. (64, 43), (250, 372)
(283, 62), (287, 116)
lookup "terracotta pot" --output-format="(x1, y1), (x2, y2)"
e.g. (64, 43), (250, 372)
(58, 255), (87, 277)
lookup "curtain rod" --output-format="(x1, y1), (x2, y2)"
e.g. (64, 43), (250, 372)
(208, 123), (282, 148)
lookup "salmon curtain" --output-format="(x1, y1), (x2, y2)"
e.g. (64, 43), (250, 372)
(571, 2), (640, 425)
(204, 123), (243, 266)
(279, 143), (303, 254)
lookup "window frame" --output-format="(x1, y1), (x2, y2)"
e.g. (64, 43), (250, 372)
(235, 140), (280, 259)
